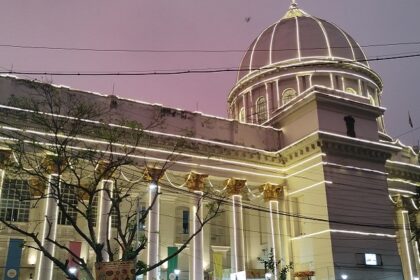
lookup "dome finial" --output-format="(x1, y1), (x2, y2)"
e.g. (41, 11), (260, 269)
(283, 0), (306, 19)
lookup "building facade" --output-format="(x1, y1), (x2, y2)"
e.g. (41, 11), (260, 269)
(0, 3), (419, 280)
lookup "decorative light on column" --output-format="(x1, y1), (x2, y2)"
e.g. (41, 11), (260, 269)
(144, 167), (165, 280)
(35, 155), (61, 280)
(260, 183), (284, 280)
(186, 172), (208, 280)
(395, 195), (419, 280)
(95, 160), (115, 262)
(225, 178), (247, 276)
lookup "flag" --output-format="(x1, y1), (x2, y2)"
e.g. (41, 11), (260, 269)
(409, 111), (414, 128)
(4, 239), (24, 280)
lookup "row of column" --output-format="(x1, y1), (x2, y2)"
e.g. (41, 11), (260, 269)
(0, 160), (287, 280)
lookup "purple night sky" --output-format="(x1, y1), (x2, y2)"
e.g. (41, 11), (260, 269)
(1, 1), (419, 145)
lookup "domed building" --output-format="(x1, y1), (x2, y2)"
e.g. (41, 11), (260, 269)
(0, 2), (419, 280)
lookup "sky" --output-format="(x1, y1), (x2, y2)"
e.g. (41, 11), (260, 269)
(0, 0), (419, 145)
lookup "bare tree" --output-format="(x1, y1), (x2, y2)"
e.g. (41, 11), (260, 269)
(0, 80), (223, 280)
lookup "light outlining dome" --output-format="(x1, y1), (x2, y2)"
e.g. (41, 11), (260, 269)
(237, 3), (369, 81)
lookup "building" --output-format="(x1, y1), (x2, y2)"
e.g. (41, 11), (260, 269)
(0, 2), (419, 280)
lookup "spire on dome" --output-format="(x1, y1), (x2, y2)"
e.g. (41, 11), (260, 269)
(282, 1), (308, 19)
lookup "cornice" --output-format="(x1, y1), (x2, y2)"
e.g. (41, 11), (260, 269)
(318, 132), (399, 163)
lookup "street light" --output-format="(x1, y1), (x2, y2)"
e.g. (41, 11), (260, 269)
(174, 269), (181, 280)
(265, 272), (272, 280)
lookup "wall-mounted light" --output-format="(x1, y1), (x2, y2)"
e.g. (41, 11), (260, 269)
(341, 274), (348, 280)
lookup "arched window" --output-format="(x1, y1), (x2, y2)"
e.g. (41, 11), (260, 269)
(345, 87), (357, 95)
(282, 88), (297, 105)
(368, 94), (376, 106)
(256, 97), (267, 124)
(238, 107), (246, 123)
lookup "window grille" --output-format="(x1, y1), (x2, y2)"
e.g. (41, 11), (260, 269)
(0, 179), (30, 222)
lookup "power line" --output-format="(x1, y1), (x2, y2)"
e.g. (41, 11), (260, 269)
(0, 41), (419, 53)
(1, 52), (420, 77)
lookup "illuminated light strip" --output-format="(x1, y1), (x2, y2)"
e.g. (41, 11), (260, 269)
(269, 22), (280, 64)
(387, 178), (420, 187)
(0, 125), (284, 172)
(269, 201), (279, 280)
(164, 173), (186, 189)
(329, 73), (334, 89)
(291, 229), (396, 241)
(296, 75), (301, 94)
(402, 211), (414, 280)
(0, 104), (282, 154)
(232, 56), (379, 92)
(232, 59), (381, 97)
(332, 22), (356, 61)
(120, 170), (142, 183)
(325, 162), (388, 175)
(415, 241), (420, 265)
(311, 16), (332, 58)
(232, 195), (239, 272)
(36, 174), (60, 280)
(249, 32), (264, 74)
(288, 180), (332, 196)
(192, 203), (197, 279)
(387, 160), (420, 170)
(263, 86), (386, 124)
(266, 84), (270, 119)
(242, 94), (246, 122)
(295, 17), (301, 61)
(381, 139), (418, 156)
(0, 132), (328, 180)
(389, 195), (398, 205)
(411, 199), (419, 210)
(318, 131), (401, 150)
(0, 169), (4, 201)
(389, 188), (417, 196)
(146, 182), (160, 280)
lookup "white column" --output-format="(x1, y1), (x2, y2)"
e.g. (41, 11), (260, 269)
(35, 174), (60, 280)
(0, 169), (4, 197)
(147, 181), (160, 280)
(269, 200), (282, 280)
(191, 191), (204, 280)
(96, 179), (113, 262)
(398, 209), (418, 280)
(232, 194), (246, 274)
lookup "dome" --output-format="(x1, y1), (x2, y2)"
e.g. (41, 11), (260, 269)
(237, 3), (369, 81)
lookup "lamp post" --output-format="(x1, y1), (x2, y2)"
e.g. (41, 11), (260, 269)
(174, 269), (180, 280)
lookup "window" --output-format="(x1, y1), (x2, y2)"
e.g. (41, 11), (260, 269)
(0, 179), (30, 222)
(182, 210), (189, 234)
(90, 192), (118, 228)
(282, 88), (297, 106)
(256, 97), (267, 124)
(238, 107), (246, 123)
(356, 253), (382, 266)
(58, 183), (78, 225)
(344, 115), (356, 137)
(345, 87), (357, 95)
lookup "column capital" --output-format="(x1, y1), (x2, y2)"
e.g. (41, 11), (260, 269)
(0, 149), (12, 169)
(185, 172), (208, 192)
(224, 178), (246, 196)
(259, 183), (284, 202)
(143, 167), (165, 183)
